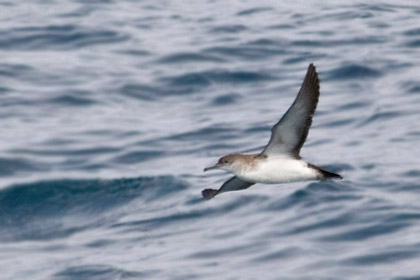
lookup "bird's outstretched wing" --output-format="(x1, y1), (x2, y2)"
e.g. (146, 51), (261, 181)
(202, 176), (254, 200)
(261, 63), (320, 157)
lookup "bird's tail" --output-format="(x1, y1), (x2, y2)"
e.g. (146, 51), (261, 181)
(309, 164), (343, 180)
(202, 189), (218, 200)
(318, 168), (342, 180)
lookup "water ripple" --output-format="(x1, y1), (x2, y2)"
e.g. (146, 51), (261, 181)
(326, 64), (382, 80)
(0, 25), (128, 50)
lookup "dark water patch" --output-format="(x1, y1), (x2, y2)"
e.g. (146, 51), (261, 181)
(236, 7), (272, 16)
(159, 73), (211, 94)
(406, 131), (420, 137)
(13, 25), (76, 33)
(113, 195), (266, 233)
(386, 212), (420, 223)
(345, 140), (361, 147)
(202, 143), (238, 153)
(291, 40), (328, 48)
(262, 189), (311, 212)
(245, 38), (281, 46)
(368, 21), (390, 28)
(0, 157), (49, 176)
(264, 180), (356, 212)
(337, 101), (371, 111)
(403, 28), (420, 36)
(45, 89), (96, 107)
(0, 176), (186, 242)
(11, 146), (121, 157)
(267, 24), (295, 30)
(2, 95), (30, 110)
(342, 250), (419, 266)
(405, 40), (420, 47)
(0, 25), (129, 50)
(158, 52), (225, 64)
(154, 69), (271, 95)
(391, 184), (420, 193)
(54, 264), (148, 280)
(78, 129), (117, 136)
(211, 93), (240, 106)
(244, 125), (270, 133)
(390, 137), (408, 143)
(361, 163), (375, 170)
(320, 118), (355, 128)
(112, 150), (164, 164)
(0, 1), (13, 6)
(0, 63), (33, 78)
(162, 70), (271, 87)
(404, 82), (420, 94)
(204, 46), (287, 60)
(305, 180), (354, 193)
(358, 3), (397, 13)
(358, 111), (402, 127)
(283, 53), (327, 65)
(58, 6), (93, 18)
(119, 83), (161, 100)
(112, 208), (204, 232)
(47, 95), (96, 106)
(402, 170), (420, 178)
(189, 243), (262, 259)
(292, 37), (385, 48)
(85, 239), (116, 248)
(0, 97), (33, 108)
(318, 222), (410, 242)
(73, 0), (113, 4)
(165, 126), (238, 142)
(326, 64), (382, 80)
(394, 276), (420, 280)
(0, 63), (81, 86)
(118, 49), (151, 56)
(208, 24), (247, 34)
(252, 247), (302, 263)
(282, 212), (355, 236)
(319, 10), (374, 21)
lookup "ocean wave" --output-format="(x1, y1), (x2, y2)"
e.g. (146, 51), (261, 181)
(54, 264), (151, 280)
(326, 64), (382, 80)
(0, 176), (187, 242)
(0, 24), (128, 50)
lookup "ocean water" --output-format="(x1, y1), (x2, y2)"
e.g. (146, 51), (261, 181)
(1, 0), (420, 279)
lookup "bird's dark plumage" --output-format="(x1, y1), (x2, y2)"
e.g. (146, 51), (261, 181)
(202, 176), (254, 200)
(261, 63), (320, 157)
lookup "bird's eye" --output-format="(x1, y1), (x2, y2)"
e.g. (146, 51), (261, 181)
(223, 160), (228, 164)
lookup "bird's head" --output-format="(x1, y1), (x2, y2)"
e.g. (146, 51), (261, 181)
(204, 154), (241, 173)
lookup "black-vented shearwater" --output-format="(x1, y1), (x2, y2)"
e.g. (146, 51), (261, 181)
(202, 63), (342, 200)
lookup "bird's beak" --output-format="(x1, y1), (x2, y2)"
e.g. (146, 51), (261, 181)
(203, 164), (220, 172)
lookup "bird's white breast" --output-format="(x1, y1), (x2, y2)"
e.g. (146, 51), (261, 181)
(235, 155), (318, 184)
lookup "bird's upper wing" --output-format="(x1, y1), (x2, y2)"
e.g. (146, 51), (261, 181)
(202, 176), (254, 200)
(261, 63), (320, 157)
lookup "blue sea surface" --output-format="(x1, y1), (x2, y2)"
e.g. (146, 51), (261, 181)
(1, 0), (420, 279)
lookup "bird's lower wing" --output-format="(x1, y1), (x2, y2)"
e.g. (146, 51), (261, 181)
(202, 176), (255, 200)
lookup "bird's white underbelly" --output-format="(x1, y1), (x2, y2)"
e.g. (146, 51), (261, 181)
(236, 157), (318, 184)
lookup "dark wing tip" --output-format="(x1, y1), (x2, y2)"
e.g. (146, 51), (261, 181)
(202, 189), (218, 200)
(291, 63), (320, 155)
(304, 63), (319, 91)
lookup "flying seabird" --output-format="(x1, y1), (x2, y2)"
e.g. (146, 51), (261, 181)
(202, 63), (342, 200)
